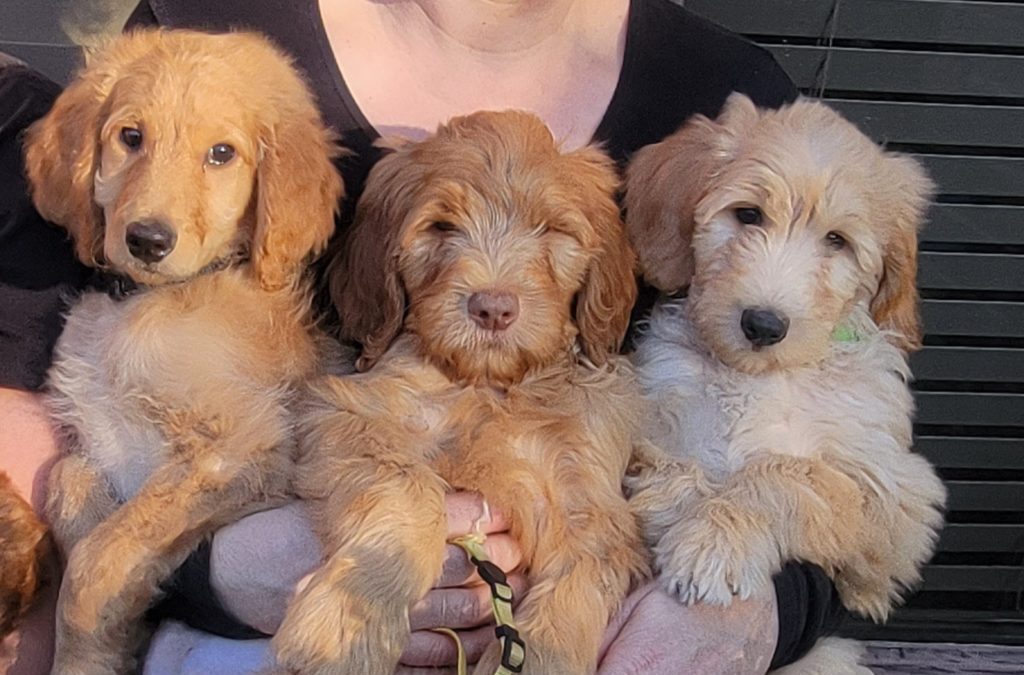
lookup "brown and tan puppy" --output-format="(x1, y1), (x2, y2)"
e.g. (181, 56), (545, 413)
(271, 110), (647, 675)
(24, 29), (342, 674)
(624, 93), (946, 673)
(0, 471), (50, 640)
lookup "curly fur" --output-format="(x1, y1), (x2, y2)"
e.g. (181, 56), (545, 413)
(623, 94), (946, 673)
(24, 29), (343, 674)
(0, 471), (50, 639)
(272, 111), (647, 675)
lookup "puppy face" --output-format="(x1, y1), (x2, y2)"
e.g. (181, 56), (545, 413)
(626, 95), (933, 372)
(92, 70), (258, 284)
(26, 29), (343, 289)
(333, 111), (636, 384)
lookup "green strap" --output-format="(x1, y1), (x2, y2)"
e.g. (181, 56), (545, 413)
(438, 533), (526, 675)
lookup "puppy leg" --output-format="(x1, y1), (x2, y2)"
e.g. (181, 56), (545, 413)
(44, 454), (118, 559)
(829, 451), (945, 620)
(655, 455), (864, 606)
(53, 406), (293, 675)
(272, 449), (447, 675)
(625, 441), (712, 549)
(475, 483), (646, 675)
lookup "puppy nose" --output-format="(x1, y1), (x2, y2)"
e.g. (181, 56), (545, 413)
(126, 220), (176, 264)
(741, 308), (789, 347)
(468, 292), (520, 331)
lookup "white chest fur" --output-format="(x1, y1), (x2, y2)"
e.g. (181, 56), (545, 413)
(633, 299), (913, 484)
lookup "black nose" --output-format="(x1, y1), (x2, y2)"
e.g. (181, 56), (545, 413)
(125, 220), (176, 264)
(468, 292), (520, 331)
(741, 308), (789, 347)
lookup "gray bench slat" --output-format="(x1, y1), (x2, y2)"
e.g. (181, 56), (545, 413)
(915, 154), (1024, 199)
(825, 99), (1024, 149)
(683, 0), (1024, 49)
(921, 564), (1024, 592)
(915, 392), (1024, 427)
(922, 300), (1024, 338)
(912, 347), (1024, 382)
(938, 524), (1024, 553)
(0, 6), (76, 47)
(946, 481), (1024, 511)
(925, 204), (1024, 246)
(0, 42), (81, 86)
(916, 437), (1023, 470)
(766, 45), (1024, 98)
(918, 252), (1024, 292)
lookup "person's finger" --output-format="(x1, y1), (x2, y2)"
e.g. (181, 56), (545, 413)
(409, 573), (528, 631)
(444, 491), (509, 536)
(399, 625), (494, 668)
(436, 534), (522, 588)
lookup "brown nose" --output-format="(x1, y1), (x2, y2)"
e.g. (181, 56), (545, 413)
(467, 292), (519, 331)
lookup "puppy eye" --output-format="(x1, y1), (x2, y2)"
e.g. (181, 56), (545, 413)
(120, 127), (143, 151)
(734, 207), (763, 226)
(207, 144), (236, 166)
(430, 221), (458, 234)
(825, 231), (848, 250)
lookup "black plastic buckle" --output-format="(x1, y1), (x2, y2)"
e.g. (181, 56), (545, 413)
(495, 624), (525, 673)
(473, 558), (513, 602)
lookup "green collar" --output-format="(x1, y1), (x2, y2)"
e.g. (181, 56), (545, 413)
(832, 324), (861, 343)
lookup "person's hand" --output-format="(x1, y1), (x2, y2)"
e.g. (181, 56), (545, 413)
(597, 581), (778, 675)
(208, 492), (525, 668)
(399, 492), (526, 669)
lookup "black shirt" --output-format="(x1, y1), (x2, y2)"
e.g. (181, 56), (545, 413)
(0, 0), (843, 667)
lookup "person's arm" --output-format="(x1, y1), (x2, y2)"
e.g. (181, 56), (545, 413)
(0, 388), (60, 675)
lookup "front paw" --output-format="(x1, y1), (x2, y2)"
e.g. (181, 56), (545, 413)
(655, 502), (777, 606)
(273, 572), (407, 675)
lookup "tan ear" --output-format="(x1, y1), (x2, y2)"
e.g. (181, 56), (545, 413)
(253, 79), (344, 290)
(330, 148), (420, 370)
(871, 154), (934, 353)
(565, 145), (637, 364)
(624, 92), (758, 292)
(24, 56), (109, 265)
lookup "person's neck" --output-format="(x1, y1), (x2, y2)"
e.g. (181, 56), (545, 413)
(383, 0), (581, 54)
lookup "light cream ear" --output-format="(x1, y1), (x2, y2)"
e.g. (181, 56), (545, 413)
(624, 93), (760, 292)
(331, 147), (421, 371)
(252, 70), (344, 290)
(871, 154), (935, 352)
(565, 145), (638, 364)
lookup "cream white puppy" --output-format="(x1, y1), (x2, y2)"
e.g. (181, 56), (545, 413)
(624, 94), (947, 673)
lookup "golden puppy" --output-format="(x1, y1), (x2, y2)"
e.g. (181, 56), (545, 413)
(623, 94), (946, 673)
(0, 471), (50, 640)
(271, 111), (647, 675)
(24, 29), (342, 674)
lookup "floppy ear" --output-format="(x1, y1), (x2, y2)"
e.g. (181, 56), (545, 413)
(24, 52), (110, 266)
(330, 147), (420, 371)
(870, 154), (934, 352)
(624, 92), (758, 292)
(253, 81), (344, 290)
(565, 145), (637, 364)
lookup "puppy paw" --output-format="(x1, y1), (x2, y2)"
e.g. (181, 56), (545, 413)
(655, 503), (776, 606)
(273, 573), (406, 675)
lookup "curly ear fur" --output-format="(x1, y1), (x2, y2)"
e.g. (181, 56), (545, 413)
(252, 58), (344, 290)
(330, 147), (421, 371)
(624, 93), (758, 293)
(566, 146), (637, 363)
(871, 154), (934, 353)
